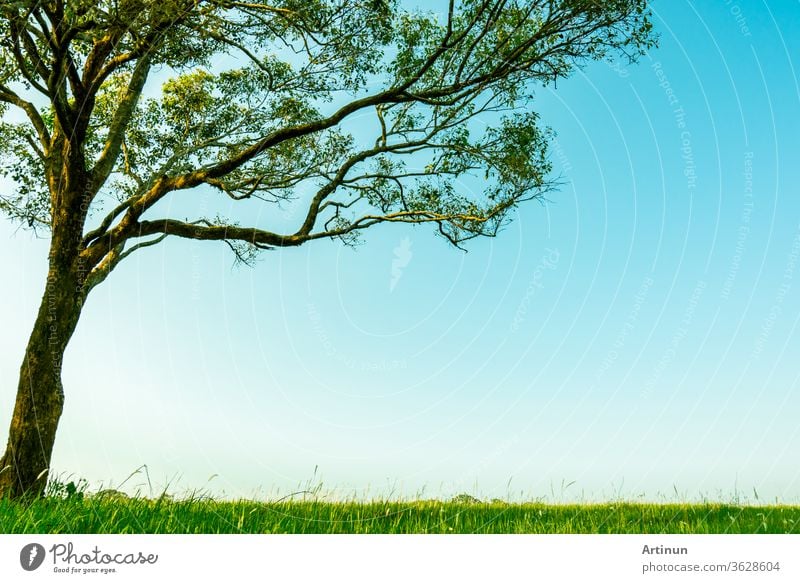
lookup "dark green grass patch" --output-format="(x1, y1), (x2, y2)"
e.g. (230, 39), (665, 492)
(2, 497), (800, 534)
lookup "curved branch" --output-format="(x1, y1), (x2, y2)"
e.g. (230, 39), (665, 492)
(90, 55), (153, 193)
(81, 234), (168, 296)
(0, 85), (51, 150)
(133, 219), (299, 247)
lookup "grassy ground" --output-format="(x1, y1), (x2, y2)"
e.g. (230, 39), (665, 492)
(2, 496), (800, 533)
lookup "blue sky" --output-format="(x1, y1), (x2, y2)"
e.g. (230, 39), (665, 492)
(2, 0), (800, 501)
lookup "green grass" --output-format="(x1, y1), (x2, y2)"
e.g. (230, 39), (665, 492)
(2, 496), (800, 533)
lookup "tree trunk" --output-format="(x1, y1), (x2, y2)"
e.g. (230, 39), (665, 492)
(0, 251), (84, 499)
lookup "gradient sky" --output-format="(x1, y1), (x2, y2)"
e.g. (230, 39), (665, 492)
(2, 0), (800, 502)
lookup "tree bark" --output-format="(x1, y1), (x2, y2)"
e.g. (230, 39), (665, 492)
(0, 245), (84, 499)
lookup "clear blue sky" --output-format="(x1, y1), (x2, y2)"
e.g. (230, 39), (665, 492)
(2, 0), (800, 502)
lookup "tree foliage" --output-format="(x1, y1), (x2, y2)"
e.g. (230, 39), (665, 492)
(0, 0), (654, 281)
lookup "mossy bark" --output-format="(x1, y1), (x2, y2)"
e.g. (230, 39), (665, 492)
(0, 217), (85, 499)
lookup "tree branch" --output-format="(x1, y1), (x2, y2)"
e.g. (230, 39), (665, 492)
(90, 55), (153, 194)
(0, 85), (51, 150)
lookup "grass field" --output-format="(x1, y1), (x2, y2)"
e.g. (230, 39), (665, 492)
(2, 495), (800, 534)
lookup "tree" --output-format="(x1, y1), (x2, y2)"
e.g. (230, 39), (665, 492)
(0, 0), (654, 498)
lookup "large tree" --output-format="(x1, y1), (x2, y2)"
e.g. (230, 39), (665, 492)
(0, 0), (653, 498)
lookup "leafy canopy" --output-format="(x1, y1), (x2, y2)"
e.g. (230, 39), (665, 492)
(0, 0), (654, 285)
